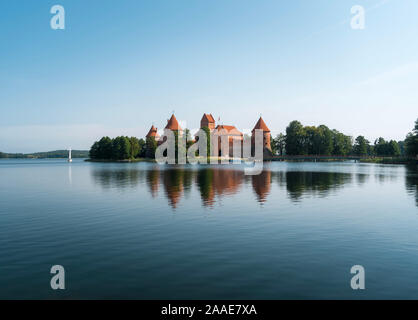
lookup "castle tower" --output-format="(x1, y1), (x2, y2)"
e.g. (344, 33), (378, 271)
(252, 117), (272, 154)
(200, 113), (215, 130)
(165, 114), (182, 132)
(146, 125), (160, 140)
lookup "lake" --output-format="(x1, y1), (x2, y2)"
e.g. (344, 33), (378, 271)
(0, 159), (417, 299)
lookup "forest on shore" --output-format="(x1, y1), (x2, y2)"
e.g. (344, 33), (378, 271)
(274, 120), (415, 157)
(0, 150), (89, 159)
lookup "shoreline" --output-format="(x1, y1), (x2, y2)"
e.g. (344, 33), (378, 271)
(85, 157), (418, 165)
(359, 157), (417, 165)
(85, 158), (155, 163)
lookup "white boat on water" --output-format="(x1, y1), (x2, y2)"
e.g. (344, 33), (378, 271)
(68, 148), (72, 162)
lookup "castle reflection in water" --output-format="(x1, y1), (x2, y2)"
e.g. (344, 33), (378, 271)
(89, 164), (413, 208)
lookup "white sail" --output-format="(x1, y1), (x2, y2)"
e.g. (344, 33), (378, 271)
(68, 148), (72, 162)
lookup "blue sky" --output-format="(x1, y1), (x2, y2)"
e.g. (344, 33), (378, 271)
(0, 0), (417, 152)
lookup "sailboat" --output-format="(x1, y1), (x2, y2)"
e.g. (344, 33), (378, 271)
(68, 148), (72, 162)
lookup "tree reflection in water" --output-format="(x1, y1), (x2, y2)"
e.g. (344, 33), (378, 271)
(279, 171), (352, 202)
(91, 164), (418, 208)
(405, 165), (418, 207)
(91, 168), (144, 190)
(197, 168), (244, 207)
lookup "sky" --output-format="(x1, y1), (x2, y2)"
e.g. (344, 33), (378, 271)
(0, 0), (417, 153)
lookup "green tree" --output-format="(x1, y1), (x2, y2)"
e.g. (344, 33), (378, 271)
(138, 138), (146, 157)
(405, 118), (418, 157)
(398, 140), (405, 156)
(184, 129), (192, 142)
(272, 133), (286, 155)
(112, 136), (131, 160)
(201, 126), (211, 159)
(89, 141), (100, 159)
(173, 131), (187, 163)
(332, 130), (352, 156)
(373, 138), (400, 156)
(285, 122), (336, 156)
(316, 125), (333, 155)
(353, 136), (369, 156)
(145, 136), (158, 159)
(304, 126), (317, 155)
(184, 129), (194, 150)
(89, 136), (113, 159)
(285, 120), (306, 155)
(388, 140), (401, 156)
(129, 137), (141, 159)
(374, 137), (388, 156)
(405, 133), (418, 157)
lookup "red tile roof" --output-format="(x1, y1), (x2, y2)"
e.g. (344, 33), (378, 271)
(165, 114), (182, 131)
(202, 113), (215, 123)
(215, 125), (242, 136)
(146, 125), (159, 138)
(252, 117), (270, 132)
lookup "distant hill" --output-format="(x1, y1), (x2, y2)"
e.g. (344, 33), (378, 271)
(0, 150), (89, 159)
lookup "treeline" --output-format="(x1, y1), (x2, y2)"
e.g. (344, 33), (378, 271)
(272, 118), (418, 157)
(0, 150), (89, 159)
(279, 121), (352, 156)
(404, 119), (418, 157)
(89, 118), (418, 160)
(89, 136), (158, 160)
(352, 136), (400, 156)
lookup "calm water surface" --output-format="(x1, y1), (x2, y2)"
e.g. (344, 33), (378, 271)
(0, 159), (417, 299)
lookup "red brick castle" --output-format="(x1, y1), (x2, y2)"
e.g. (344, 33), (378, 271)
(146, 113), (272, 157)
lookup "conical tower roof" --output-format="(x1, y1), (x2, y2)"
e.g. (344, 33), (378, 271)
(165, 114), (182, 131)
(146, 125), (159, 138)
(252, 117), (270, 132)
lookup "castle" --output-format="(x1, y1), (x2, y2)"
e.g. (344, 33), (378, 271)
(146, 113), (272, 157)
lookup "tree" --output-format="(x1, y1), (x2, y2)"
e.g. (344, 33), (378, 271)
(201, 126), (211, 158)
(304, 126), (317, 155)
(89, 141), (100, 159)
(405, 133), (418, 157)
(171, 131), (189, 163)
(184, 129), (194, 150)
(138, 138), (146, 157)
(353, 136), (369, 156)
(145, 137), (158, 159)
(129, 137), (141, 159)
(285, 121), (306, 155)
(332, 130), (352, 156)
(405, 118), (418, 157)
(316, 125), (333, 155)
(112, 136), (131, 160)
(89, 136), (113, 159)
(285, 121), (354, 156)
(89, 136), (146, 160)
(398, 140), (405, 156)
(367, 144), (374, 156)
(388, 140), (401, 156)
(374, 137), (401, 156)
(184, 129), (192, 142)
(272, 133), (286, 155)
(100, 136), (113, 159)
(374, 137), (388, 156)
